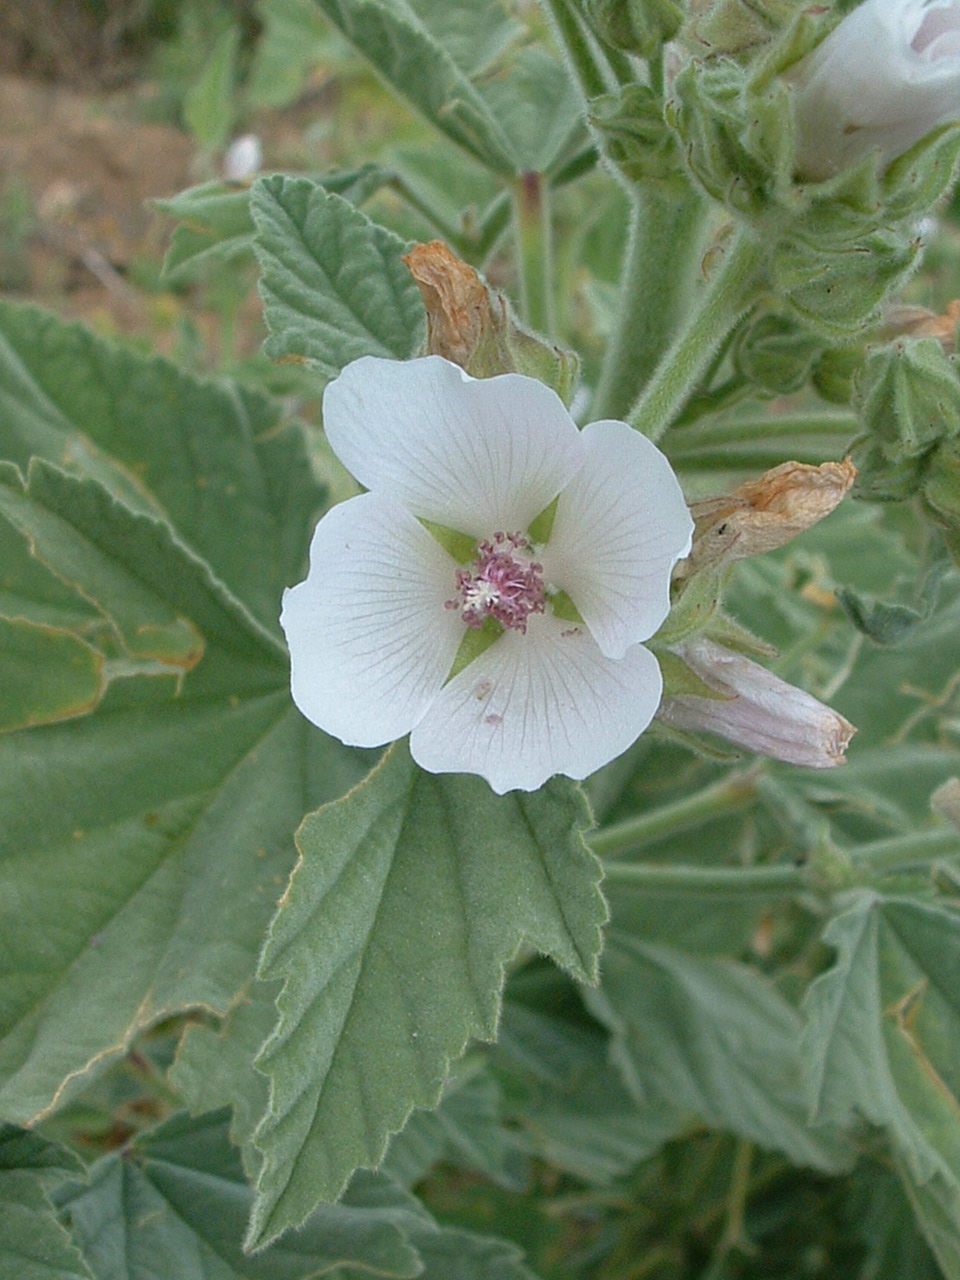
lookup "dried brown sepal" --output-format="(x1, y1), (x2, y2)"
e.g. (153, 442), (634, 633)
(679, 457), (856, 579)
(883, 299), (960, 351)
(403, 240), (502, 370)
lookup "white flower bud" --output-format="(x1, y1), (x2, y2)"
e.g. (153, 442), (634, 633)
(658, 638), (855, 768)
(223, 134), (263, 183)
(793, 0), (960, 180)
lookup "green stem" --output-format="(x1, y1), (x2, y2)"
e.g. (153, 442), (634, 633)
(601, 827), (960, 896)
(589, 770), (759, 859)
(627, 231), (767, 443)
(592, 185), (709, 421)
(668, 412), (858, 447)
(671, 443), (854, 472)
(600, 859), (807, 895)
(538, 0), (616, 100)
(512, 173), (555, 337)
(850, 827), (960, 873)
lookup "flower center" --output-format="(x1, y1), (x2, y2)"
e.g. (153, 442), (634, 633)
(448, 532), (545, 633)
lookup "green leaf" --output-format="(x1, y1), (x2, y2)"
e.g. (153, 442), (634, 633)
(803, 894), (960, 1236)
(383, 1060), (518, 1189)
(248, 741), (604, 1246)
(0, 1124), (92, 1280)
(589, 935), (857, 1173)
(58, 1111), (538, 1280)
(848, 1162), (942, 1280)
(494, 1001), (687, 1185)
(57, 1111), (429, 1280)
(0, 300), (319, 633)
(0, 463), (371, 1129)
(247, 0), (335, 108)
(0, 618), (104, 732)
(312, 0), (520, 175)
(251, 175), (426, 379)
(0, 461), (278, 674)
(156, 166), (394, 279)
(183, 26), (240, 151)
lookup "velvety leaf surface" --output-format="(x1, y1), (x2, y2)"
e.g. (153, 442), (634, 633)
(803, 892), (960, 1268)
(57, 1111), (428, 1280)
(251, 175), (425, 379)
(249, 741), (604, 1245)
(0, 1124), (92, 1280)
(0, 617), (104, 732)
(312, 0), (520, 175)
(156, 166), (393, 278)
(0, 301), (319, 633)
(312, 0), (584, 175)
(590, 935), (857, 1173)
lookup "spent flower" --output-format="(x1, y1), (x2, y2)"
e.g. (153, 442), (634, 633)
(281, 356), (693, 793)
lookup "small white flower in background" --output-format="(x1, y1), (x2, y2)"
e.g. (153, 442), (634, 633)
(793, 0), (960, 181)
(281, 356), (693, 793)
(658, 638), (855, 768)
(222, 133), (263, 183)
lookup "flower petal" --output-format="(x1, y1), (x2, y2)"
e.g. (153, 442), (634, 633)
(410, 612), (663, 793)
(323, 355), (585, 536)
(281, 493), (463, 747)
(541, 420), (693, 659)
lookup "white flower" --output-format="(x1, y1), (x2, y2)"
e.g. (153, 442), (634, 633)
(793, 0), (960, 180)
(223, 133), (263, 182)
(658, 638), (855, 768)
(281, 356), (693, 793)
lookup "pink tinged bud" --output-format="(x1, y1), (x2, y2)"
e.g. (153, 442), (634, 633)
(793, 0), (960, 181)
(657, 638), (856, 768)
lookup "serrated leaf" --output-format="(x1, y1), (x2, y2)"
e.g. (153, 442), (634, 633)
(248, 741), (604, 1246)
(170, 982), (279, 1176)
(0, 1124), (92, 1280)
(156, 166), (393, 279)
(0, 460), (277, 673)
(0, 300), (319, 633)
(589, 935), (857, 1173)
(312, 0), (520, 175)
(803, 893), (960, 1205)
(251, 175), (425, 378)
(383, 1061), (518, 1189)
(493, 1002), (687, 1185)
(57, 1111), (428, 1280)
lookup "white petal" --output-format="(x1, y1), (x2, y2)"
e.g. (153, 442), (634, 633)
(409, 612), (663, 793)
(540, 420), (693, 659)
(323, 355), (584, 536)
(280, 493), (463, 747)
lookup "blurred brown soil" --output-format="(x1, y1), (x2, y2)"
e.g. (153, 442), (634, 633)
(0, 70), (194, 326)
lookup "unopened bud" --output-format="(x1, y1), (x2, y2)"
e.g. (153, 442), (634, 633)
(793, 0), (960, 181)
(658, 638), (856, 768)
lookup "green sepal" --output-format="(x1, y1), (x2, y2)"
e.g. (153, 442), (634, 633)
(581, 0), (682, 56)
(655, 563), (725, 647)
(734, 311), (826, 395)
(418, 519), (476, 564)
(549, 589), (584, 624)
(447, 617), (503, 681)
(656, 649), (729, 700)
(527, 495), (559, 545)
(856, 339), (960, 462)
(589, 85), (687, 189)
(851, 435), (928, 503)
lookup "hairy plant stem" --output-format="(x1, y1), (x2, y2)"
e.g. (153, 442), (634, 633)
(627, 231), (767, 443)
(599, 826), (959, 895)
(537, 0), (618, 100)
(592, 185), (709, 421)
(512, 172), (555, 337)
(589, 770), (760, 859)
